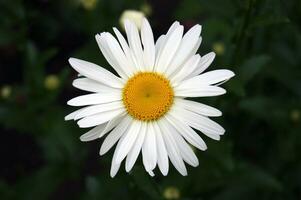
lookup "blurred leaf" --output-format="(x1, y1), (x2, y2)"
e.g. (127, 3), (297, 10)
(250, 15), (290, 28)
(239, 55), (270, 83)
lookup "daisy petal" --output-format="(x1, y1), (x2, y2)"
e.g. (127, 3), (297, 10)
(114, 120), (142, 164)
(79, 123), (107, 142)
(141, 18), (155, 71)
(77, 108), (125, 128)
(155, 35), (165, 59)
(125, 122), (146, 172)
(99, 112), (126, 139)
(175, 85), (226, 97)
(99, 116), (132, 155)
(95, 34), (127, 79)
(67, 93), (121, 106)
(142, 123), (157, 171)
(165, 119), (199, 167)
(155, 21), (180, 67)
(68, 58), (123, 88)
(175, 98), (222, 117)
(148, 170), (155, 177)
(189, 52), (216, 77)
(155, 25), (184, 73)
(158, 119), (187, 176)
(166, 113), (207, 151)
(204, 132), (221, 141)
(110, 153), (121, 178)
(125, 20), (145, 71)
(153, 122), (169, 176)
(65, 107), (86, 121)
(72, 78), (119, 93)
(170, 54), (201, 84)
(165, 24), (202, 77)
(73, 101), (123, 120)
(190, 37), (203, 58)
(104, 33), (135, 77)
(171, 107), (225, 138)
(180, 69), (235, 88)
(113, 27), (137, 72)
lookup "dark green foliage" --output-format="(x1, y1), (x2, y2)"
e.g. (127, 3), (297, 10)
(0, 0), (300, 199)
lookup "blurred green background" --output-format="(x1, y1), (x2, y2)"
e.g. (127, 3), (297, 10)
(0, 0), (301, 199)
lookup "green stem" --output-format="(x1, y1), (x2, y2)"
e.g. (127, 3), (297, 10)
(233, 0), (255, 65)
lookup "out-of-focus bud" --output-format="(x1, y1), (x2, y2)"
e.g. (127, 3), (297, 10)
(44, 75), (60, 90)
(1, 85), (12, 99)
(163, 186), (180, 200)
(212, 42), (225, 55)
(140, 3), (152, 16)
(119, 10), (145, 30)
(80, 0), (98, 10)
(290, 109), (300, 123)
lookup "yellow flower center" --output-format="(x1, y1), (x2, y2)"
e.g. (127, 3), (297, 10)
(122, 72), (174, 121)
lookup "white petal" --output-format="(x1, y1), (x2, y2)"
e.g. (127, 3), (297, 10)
(158, 119), (187, 176)
(125, 122), (146, 172)
(99, 112), (126, 139)
(180, 69), (235, 88)
(68, 58), (123, 88)
(166, 113), (207, 151)
(124, 20), (145, 71)
(113, 27), (137, 72)
(65, 107), (86, 121)
(155, 22), (180, 65)
(170, 54), (200, 84)
(204, 132), (221, 141)
(142, 123), (157, 172)
(103, 33), (134, 77)
(155, 25), (184, 73)
(165, 118), (199, 167)
(72, 78), (119, 93)
(95, 34), (128, 79)
(123, 22), (140, 71)
(148, 170), (155, 177)
(167, 21), (181, 34)
(153, 122), (169, 176)
(67, 93), (121, 106)
(175, 85), (226, 97)
(189, 52), (216, 78)
(141, 18), (155, 71)
(99, 116), (132, 155)
(110, 152), (121, 178)
(77, 108), (125, 128)
(175, 98), (222, 117)
(114, 120), (141, 164)
(155, 35), (165, 59)
(73, 101), (124, 120)
(190, 37), (203, 57)
(170, 107), (225, 139)
(165, 25), (202, 77)
(79, 123), (107, 142)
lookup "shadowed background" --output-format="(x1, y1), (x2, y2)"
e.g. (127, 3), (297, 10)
(0, 0), (301, 199)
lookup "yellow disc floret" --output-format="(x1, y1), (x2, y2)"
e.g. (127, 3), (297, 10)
(122, 72), (174, 121)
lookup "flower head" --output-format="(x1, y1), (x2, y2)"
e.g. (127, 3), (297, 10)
(80, 0), (98, 10)
(119, 10), (145, 30)
(163, 186), (180, 199)
(212, 42), (225, 55)
(44, 74), (60, 90)
(1, 85), (12, 99)
(66, 18), (235, 177)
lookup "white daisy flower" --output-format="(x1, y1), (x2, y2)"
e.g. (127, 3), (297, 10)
(65, 18), (235, 177)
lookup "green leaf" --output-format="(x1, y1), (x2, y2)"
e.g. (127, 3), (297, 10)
(250, 15), (290, 28)
(239, 55), (270, 83)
